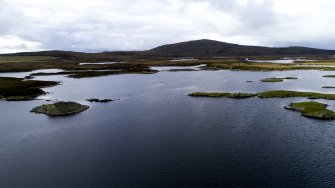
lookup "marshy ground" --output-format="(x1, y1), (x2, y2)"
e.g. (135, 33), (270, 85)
(2, 55), (335, 76)
(3, 54), (335, 119)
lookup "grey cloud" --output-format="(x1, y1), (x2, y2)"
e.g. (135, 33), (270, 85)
(1, 0), (335, 53)
(192, 0), (277, 28)
(2, 43), (28, 50)
(0, 0), (24, 35)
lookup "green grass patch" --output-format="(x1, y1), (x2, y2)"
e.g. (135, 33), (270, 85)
(284, 101), (335, 120)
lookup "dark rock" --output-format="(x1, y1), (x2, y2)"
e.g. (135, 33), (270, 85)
(86, 98), (114, 103)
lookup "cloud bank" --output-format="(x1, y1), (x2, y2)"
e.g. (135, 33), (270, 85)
(1, 0), (335, 53)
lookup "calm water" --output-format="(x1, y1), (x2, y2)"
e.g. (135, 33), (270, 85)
(1, 69), (335, 187)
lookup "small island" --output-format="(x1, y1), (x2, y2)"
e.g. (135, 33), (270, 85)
(257, 90), (335, 100)
(323, 75), (335, 78)
(31, 101), (89, 116)
(189, 90), (335, 100)
(87, 98), (114, 103)
(188, 92), (256, 98)
(260, 77), (298, 82)
(322, 86), (335, 89)
(284, 101), (335, 120)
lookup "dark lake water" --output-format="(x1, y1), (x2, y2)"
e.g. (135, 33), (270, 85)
(1, 69), (335, 187)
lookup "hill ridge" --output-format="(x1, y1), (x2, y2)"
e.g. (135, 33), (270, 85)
(1, 39), (335, 57)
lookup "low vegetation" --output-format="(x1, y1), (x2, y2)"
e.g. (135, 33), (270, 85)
(31, 101), (89, 116)
(284, 101), (335, 120)
(1, 52), (335, 75)
(322, 86), (335, 89)
(0, 77), (58, 100)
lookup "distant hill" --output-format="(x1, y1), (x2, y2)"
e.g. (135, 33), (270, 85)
(149, 39), (335, 57)
(2, 39), (335, 59)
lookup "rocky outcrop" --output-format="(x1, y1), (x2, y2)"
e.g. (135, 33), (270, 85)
(31, 101), (89, 116)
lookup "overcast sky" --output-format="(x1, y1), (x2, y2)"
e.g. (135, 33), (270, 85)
(1, 0), (335, 53)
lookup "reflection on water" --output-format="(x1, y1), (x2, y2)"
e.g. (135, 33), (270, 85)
(0, 69), (335, 187)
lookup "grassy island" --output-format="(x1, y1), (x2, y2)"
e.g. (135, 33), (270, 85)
(257, 90), (335, 100)
(189, 91), (335, 120)
(284, 101), (335, 120)
(188, 92), (256, 98)
(323, 75), (335, 78)
(189, 90), (335, 100)
(322, 86), (335, 89)
(260, 77), (298, 82)
(0, 77), (58, 101)
(31, 101), (89, 116)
